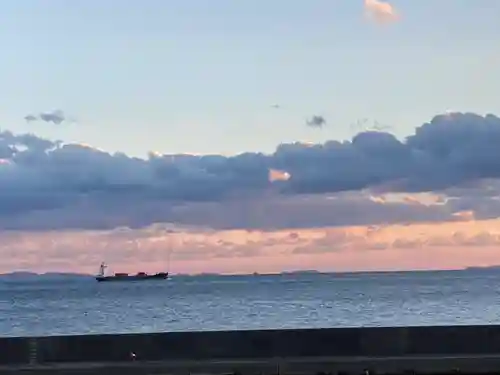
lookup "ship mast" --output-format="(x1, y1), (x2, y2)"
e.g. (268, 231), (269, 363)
(97, 262), (107, 277)
(165, 229), (175, 273)
(167, 232), (172, 273)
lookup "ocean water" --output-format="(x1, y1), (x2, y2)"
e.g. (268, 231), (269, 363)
(1, 270), (500, 337)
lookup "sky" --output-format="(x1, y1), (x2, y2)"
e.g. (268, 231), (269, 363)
(1, 0), (500, 274)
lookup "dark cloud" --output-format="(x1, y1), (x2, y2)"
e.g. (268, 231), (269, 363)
(2, 111), (500, 230)
(281, 112), (500, 194)
(24, 110), (68, 125)
(306, 115), (326, 128)
(164, 193), (453, 231)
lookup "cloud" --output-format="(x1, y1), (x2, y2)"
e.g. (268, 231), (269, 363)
(306, 115), (326, 128)
(451, 210), (475, 222)
(268, 169), (290, 182)
(24, 115), (37, 122)
(24, 110), (68, 125)
(364, 0), (399, 24)
(163, 192), (462, 231)
(4, 218), (500, 274)
(2, 112), (500, 230)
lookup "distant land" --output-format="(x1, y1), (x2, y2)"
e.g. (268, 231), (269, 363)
(0, 272), (93, 281)
(464, 265), (500, 271)
(0, 267), (499, 282)
(0, 270), (321, 281)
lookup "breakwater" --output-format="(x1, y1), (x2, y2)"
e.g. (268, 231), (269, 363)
(3, 325), (500, 374)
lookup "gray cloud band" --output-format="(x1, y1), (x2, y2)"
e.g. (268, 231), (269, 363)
(0, 112), (499, 230)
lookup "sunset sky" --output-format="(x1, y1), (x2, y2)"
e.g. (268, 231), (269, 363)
(0, 1), (500, 274)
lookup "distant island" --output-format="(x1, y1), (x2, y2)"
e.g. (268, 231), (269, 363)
(0, 270), (320, 281)
(0, 272), (93, 281)
(0, 267), (498, 282)
(464, 265), (500, 271)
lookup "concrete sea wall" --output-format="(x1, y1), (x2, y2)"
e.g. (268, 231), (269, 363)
(3, 325), (500, 366)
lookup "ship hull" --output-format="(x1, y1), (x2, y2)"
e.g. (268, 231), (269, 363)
(96, 273), (168, 282)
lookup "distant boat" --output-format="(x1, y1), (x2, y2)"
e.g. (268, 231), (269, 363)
(95, 263), (168, 282)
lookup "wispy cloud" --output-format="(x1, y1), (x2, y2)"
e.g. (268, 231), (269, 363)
(4, 218), (500, 274)
(24, 110), (71, 125)
(364, 0), (399, 24)
(306, 115), (326, 128)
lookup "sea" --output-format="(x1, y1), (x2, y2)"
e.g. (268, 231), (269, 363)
(1, 269), (500, 337)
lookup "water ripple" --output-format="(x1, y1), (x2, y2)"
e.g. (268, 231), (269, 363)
(1, 271), (499, 337)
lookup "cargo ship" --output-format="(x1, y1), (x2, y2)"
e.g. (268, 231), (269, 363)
(95, 263), (168, 282)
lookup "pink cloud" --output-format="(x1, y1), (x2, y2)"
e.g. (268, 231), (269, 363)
(364, 0), (400, 24)
(4, 218), (500, 275)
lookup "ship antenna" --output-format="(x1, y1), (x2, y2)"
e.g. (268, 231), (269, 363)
(97, 262), (107, 277)
(166, 230), (175, 273)
(167, 233), (172, 273)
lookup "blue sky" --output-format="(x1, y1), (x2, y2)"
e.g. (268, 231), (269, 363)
(1, 0), (499, 157)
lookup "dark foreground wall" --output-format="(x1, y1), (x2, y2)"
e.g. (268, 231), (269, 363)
(3, 325), (500, 365)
